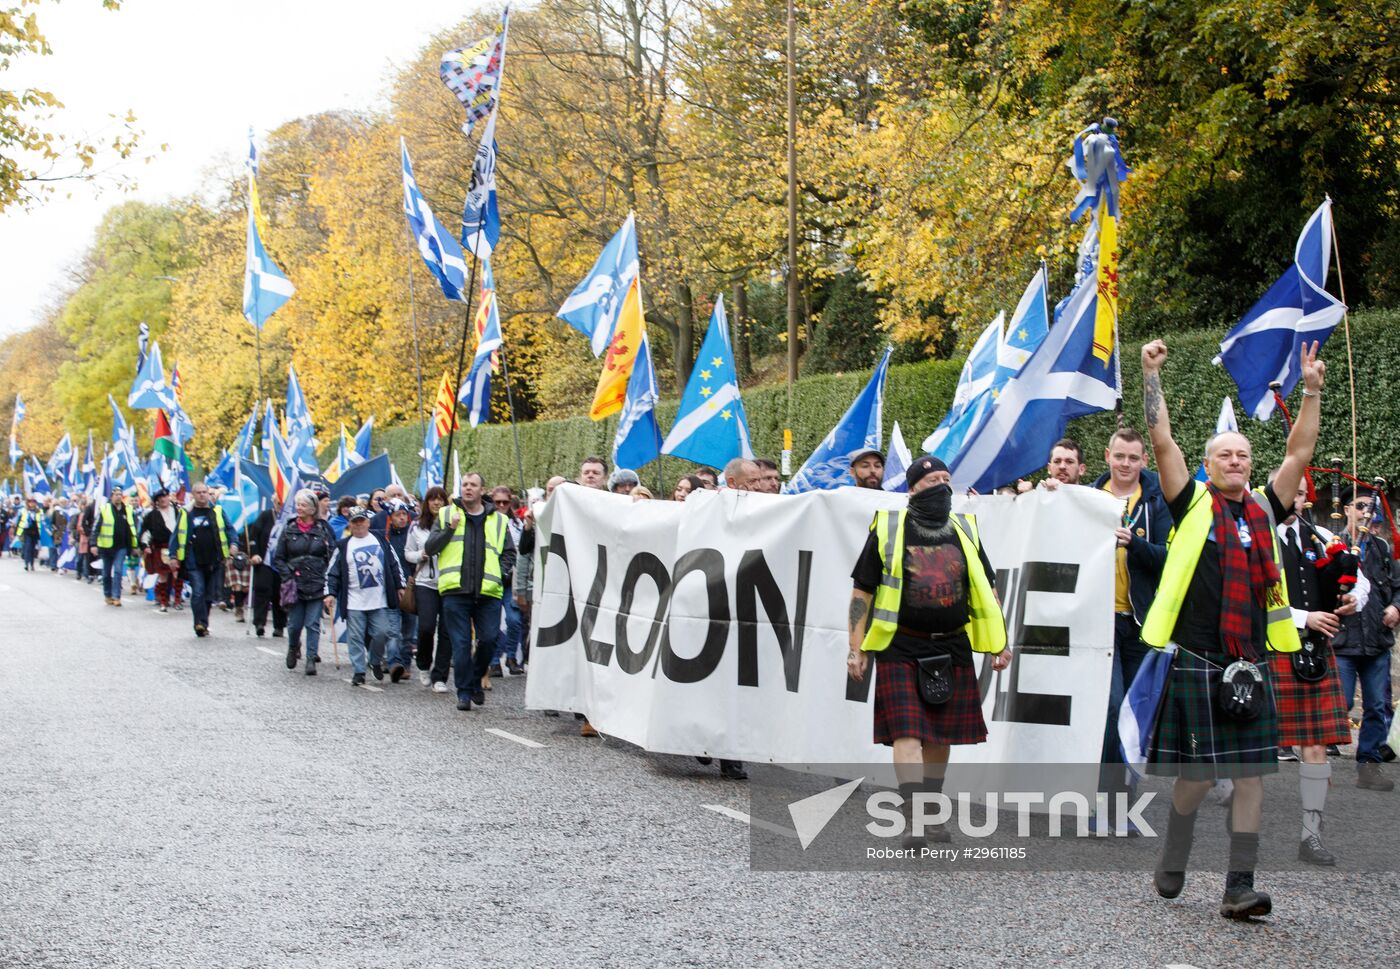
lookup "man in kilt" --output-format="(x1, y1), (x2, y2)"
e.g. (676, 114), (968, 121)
(847, 456), (1011, 846)
(1139, 338), (1325, 919)
(1271, 473), (1367, 864)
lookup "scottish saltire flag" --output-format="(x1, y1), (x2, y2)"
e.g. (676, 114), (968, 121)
(128, 341), (179, 410)
(352, 416), (374, 462)
(219, 455), (263, 533)
(785, 346), (893, 495)
(108, 395), (142, 482)
(662, 296), (754, 468)
(285, 424), (322, 476)
(46, 433), (73, 478)
(81, 431), (95, 493)
(284, 364), (314, 440)
(557, 213), (640, 356)
(416, 420), (443, 496)
(243, 199), (295, 330)
(1194, 397), (1240, 482)
(64, 447), (81, 493)
(13, 393), (24, 423)
(55, 528), (75, 571)
(460, 261), (504, 427)
(439, 5), (509, 137)
(206, 449), (236, 490)
(232, 404), (259, 459)
(260, 398), (277, 456)
(25, 457), (51, 496)
(996, 266), (1050, 386)
(948, 266), (1120, 493)
(7, 432), (20, 467)
(136, 321), (149, 375)
(246, 125), (259, 176)
(882, 422), (913, 493)
(401, 139), (470, 302)
(1215, 199), (1346, 420)
(461, 109), (500, 259)
(614, 331), (661, 470)
(922, 312), (1001, 455)
(1119, 643), (1176, 775)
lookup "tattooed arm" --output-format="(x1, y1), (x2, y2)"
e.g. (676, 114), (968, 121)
(1141, 340), (1191, 504)
(847, 589), (873, 681)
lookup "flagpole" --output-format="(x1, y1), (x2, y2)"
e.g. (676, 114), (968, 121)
(1327, 203), (1359, 481)
(497, 345), (528, 497)
(404, 228), (427, 457)
(254, 326), (265, 409)
(441, 257), (481, 483)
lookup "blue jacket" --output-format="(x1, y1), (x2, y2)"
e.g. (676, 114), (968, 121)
(1092, 467), (1170, 622)
(325, 531), (405, 615)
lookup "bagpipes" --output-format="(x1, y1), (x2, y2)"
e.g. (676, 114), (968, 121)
(1270, 382), (1400, 564)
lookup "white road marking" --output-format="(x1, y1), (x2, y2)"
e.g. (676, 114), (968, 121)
(702, 804), (800, 840)
(344, 678), (383, 693)
(0, 583), (12, 592)
(1165, 965), (1204, 969)
(484, 728), (545, 749)
(255, 646), (281, 658)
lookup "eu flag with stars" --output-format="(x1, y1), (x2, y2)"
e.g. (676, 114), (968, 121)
(661, 296), (752, 469)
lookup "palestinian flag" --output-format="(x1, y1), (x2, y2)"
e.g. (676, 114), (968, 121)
(153, 410), (193, 470)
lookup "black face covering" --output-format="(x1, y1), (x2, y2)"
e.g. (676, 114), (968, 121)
(908, 482), (953, 528)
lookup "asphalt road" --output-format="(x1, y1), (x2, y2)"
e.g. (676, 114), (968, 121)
(1, 557), (1395, 969)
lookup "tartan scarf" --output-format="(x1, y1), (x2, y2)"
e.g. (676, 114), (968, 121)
(1208, 484), (1280, 659)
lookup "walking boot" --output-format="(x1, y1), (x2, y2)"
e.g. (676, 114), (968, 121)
(1153, 805), (1197, 899)
(1220, 832), (1271, 919)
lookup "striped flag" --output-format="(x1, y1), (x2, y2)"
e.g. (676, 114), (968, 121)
(432, 371), (460, 438)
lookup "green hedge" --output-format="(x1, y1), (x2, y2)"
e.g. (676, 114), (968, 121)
(377, 307), (1400, 491)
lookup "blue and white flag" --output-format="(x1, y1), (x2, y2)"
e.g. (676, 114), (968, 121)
(246, 125), (259, 175)
(785, 346), (893, 494)
(128, 341), (179, 411)
(661, 296), (753, 469)
(416, 420), (443, 496)
(285, 424), (322, 477)
(25, 457), (51, 496)
(614, 331), (661, 470)
(108, 395), (142, 485)
(461, 110), (501, 259)
(81, 431), (95, 493)
(1215, 199), (1346, 420)
(458, 260), (503, 427)
(231, 403), (259, 460)
(401, 138), (470, 302)
(284, 364), (314, 441)
(64, 447), (81, 493)
(947, 267), (1119, 493)
(46, 433), (73, 478)
(996, 266), (1050, 386)
(12, 393), (25, 424)
(1194, 397), (1240, 482)
(923, 312), (1001, 456)
(242, 201), (296, 331)
(352, 416), (375, 463)
(136, 321), (149, 375)
(1118, 643), (1176, 774)
(218, 455), (263, 533)
(557, 213), (639, 356)
(260, 397), (277, 457)
(439, 5), (510, 138)
(882, 421), (913, 493)
(206, 449), (236, 490)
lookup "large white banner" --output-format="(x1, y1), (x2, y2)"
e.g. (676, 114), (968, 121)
(525, 485), (1120, 765)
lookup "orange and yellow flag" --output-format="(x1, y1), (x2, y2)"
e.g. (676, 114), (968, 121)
(589, 276), (644, 421)
(432, 370), (459, 438)
(1092, 197), (1119, 364)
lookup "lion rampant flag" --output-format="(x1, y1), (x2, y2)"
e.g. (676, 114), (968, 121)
(432, 370), (459, 438)
(589, 276), (644, 421)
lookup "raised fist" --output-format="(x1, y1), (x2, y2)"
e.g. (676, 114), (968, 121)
(1141, 340), (1168, 371)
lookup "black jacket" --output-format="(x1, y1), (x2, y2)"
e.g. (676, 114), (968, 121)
(1091, 467), (1171, 622)
(1333, 534), (1400, 658)
(326, 531), (405, 614)
(274, 518), (337, 602)
(423, 500), (517, 597)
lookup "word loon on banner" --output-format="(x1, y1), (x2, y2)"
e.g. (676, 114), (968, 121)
(525, 485), (1119, 766)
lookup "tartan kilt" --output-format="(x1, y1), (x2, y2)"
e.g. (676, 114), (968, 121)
(873, 656), (987, 747)
(1267, 648), (1351, 747)
(1147, 645), (1279, 780)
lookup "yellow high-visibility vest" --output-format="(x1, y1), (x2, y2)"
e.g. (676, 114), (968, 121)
(1141, 481), (1299, 653)
(95, 502), (138, 551)
(861, 510), (1007, 655)
(173, 505), (229, 562)
(435, 505), (507, 598)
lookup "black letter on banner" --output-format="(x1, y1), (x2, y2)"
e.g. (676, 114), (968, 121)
(578, 544), (615, 666)
(533, 532), (577, 649)
(614, 552), (670, 675)
(735, 549), (811, 692)
(659, 548), (729, 683)
(984, 561), (1076, 726)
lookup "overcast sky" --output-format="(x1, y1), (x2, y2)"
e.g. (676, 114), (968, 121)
(0, 0), (482, 337)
